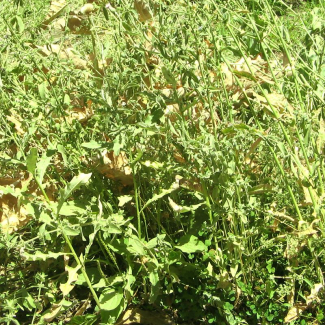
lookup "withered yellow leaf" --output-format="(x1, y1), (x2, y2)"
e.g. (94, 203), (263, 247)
(59, 264), (81, 296)
(79, 3), (95, 15)
(284, 303), (307, 323)
(134, 0), (152, 21)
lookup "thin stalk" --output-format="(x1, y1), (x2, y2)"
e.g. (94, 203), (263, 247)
(226, 26), (294, 148)
(248, 16), (322, 214)
(31, 174), (101, 308)
(318, 39), (325, 75)
(129, 151), (143, 238)
(191, 26), (219, 137)
(97, 231), (120, 272)
(133, 172), (142, 238)
(263, 0), (305, 112)
(201, 180), (218, 249)
(268, 145), (303, 221)
(60, 228), (101, 308)
(225, 25), (321, 220)
(307, 240), (325, 285)
(89, 17), (99, 73)
(201, 181), (213, 225)
(97, 260), (110, 286)
(220, 55), (304, 222)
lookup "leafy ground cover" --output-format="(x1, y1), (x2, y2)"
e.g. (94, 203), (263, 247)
(1, 0), (325, 324)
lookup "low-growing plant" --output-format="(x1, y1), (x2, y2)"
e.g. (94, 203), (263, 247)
(1, 0), (325, 324)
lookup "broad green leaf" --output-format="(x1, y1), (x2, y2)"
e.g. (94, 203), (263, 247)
(0, 186), (17, 196)
(57, 144), (68, 166)
(26, 148), (38, 174)
(149, 270), (160, 303)
(146, 234), (166, 249)
(76, 267), (101, 286)
(175, 235), (207, 254)
(24, 203), (35, 216)
(59, 202), (87, 216)
(162, 67), (177, 87)
(127, 235), (146, 256)
(113, 139), (121, 156)
(102, 223), (122, 234)
(39, 211), (53, 225)
(125, 273), (135, 299)
(19, 288), (36, 311)
(92, 278), (107, 289)
(57, 173), (92, 214)
(149, 270), (159, 286)
(118, 195), (133, 207)
(81, 141), (103, 149)
(99, 288), (123, 311)
(64, 93), (70, 106)
(38, 82), (48, 100)
(62, 225), (80, 236)
(36, 150), (55, 185)
(15, 16), (25, 33)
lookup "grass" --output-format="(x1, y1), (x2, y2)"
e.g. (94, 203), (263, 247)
(1, 0), (325, 324)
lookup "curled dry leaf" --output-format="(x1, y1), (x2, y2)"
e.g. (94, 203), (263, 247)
(73, 299), (91, 317)
(59, 264), (81, 296)
(67, 15), (82, 31)
(79, 3), (95, 15)
(36, 44), (87, 69)
(220, 54), (290, 95)
(6, 109), (25, 135)
(0, 194), (32, 234)
(65, 99), (94, 125)
(0, 175), (33, 234)
(284, 283), (323, 323)
(251, 92), (294, 119)
(267, 206), (296, 223)
(43, 0), (68, 26)
(178, 176), (203, 193)
(306, 283), (323, 304)
(173, 151), (186, 164)
(43, 303), (63, 323)
(294, 220), (319, 238)
(88, 53), (112, 74)
(96, 150), (133, 186)
(284, 303), (308, 323)
(134, 0), (153, 22)
(164, 103), (179, 122)
(52, 17), (66, 30)
(0, 172), (57, 234)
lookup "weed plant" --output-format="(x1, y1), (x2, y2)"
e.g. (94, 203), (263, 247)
(0, 0), (325, 324)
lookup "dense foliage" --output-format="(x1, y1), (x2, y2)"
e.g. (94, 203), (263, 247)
(1, 0), (325, 324)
